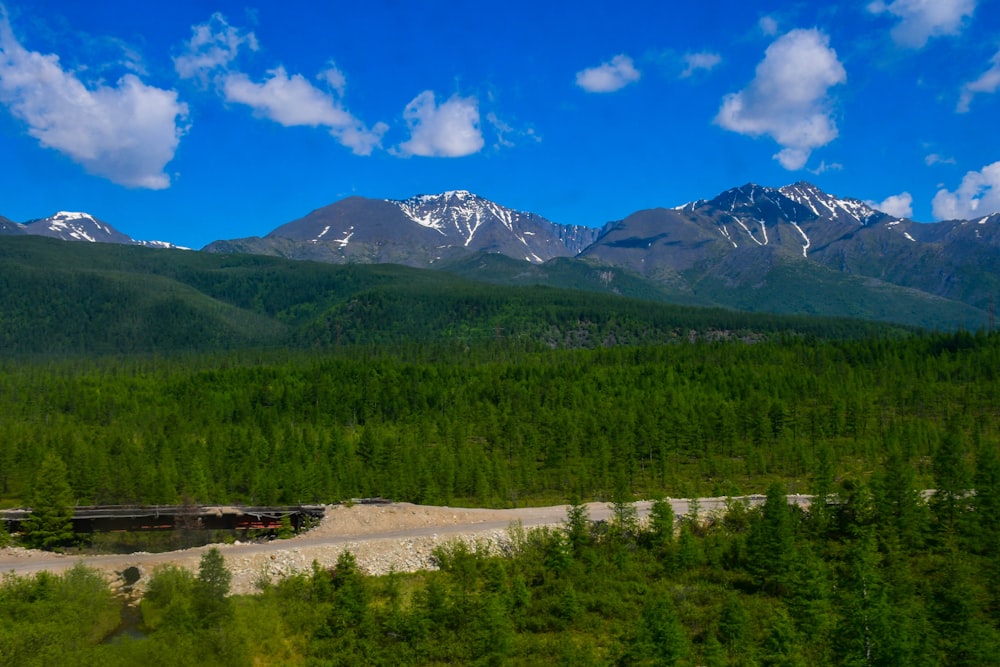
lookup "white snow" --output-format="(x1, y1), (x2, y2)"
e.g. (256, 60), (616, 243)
(789, 221), (811, 258)
(47, 219), (97, 242)
(732, 215), (764, 246)
(904, 232), (916, 242)
(392, 190), (530, 247)
(333, 226), (355, 248)
(316, 225), (331, 240)
(719, 225), (738, 248)
(52, 211), (94, 221)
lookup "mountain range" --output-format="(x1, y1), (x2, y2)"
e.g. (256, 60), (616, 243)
(0, 211), (180, 248)
(3, 183), (998, 330)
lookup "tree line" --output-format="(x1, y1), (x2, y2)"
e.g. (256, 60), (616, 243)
(0, 330), (997, 515)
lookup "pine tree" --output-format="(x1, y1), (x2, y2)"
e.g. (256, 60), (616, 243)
(194, 547), (232, 623)
(746, 481), (796, 593)
(931, 429), (972, 537)
(22, 452), (75, 551)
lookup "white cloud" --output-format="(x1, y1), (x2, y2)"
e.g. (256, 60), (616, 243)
(0, 11), (187, 189)
(222, 67), (387, 155)
(957, 48), (1000, 113)
(868, 192), (913, 217)
(319, 63), (347, 96)
(932, 161), (1000, 219)
(681, 51), (721, 78)
(485, 111), (539, 150)
(759, 16), (779, 36)
(867, 0), (976, 49)
(925, 153), (956, 166)
(396, 91), (483, 158)
(575, 54), (640, 93)
(177, 14), (385, 156)
(714, 29), (846, 171)
(809, 160), (843, 175)
(173, 12), (257, 83)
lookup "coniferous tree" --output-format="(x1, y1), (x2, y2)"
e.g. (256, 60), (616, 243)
(746, 482), (796, 593)
(22, 452), (75, 551)
(647, 496), (675, 548)
(194, 547), (232, 624)
(931, 429), (972, 538)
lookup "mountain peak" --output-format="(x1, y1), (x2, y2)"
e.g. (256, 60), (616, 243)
(51, 211), (96, 222)
(778, 182), (881, 225)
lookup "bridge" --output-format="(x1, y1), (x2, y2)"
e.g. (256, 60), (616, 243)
(1, 504), (328, 533)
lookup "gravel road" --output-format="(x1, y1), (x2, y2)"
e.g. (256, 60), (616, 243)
(0, 496), (806, 595)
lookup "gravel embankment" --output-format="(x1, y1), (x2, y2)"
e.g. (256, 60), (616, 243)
(0, 496), (804, 596)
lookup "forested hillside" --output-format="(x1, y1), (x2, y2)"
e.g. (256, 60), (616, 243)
(0, 236), (908, 355)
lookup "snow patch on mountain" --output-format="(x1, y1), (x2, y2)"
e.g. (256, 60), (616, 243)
(778, 182), (879, 225)
(391, 190), (527, 245)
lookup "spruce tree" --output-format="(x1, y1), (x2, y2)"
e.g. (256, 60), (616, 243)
(22, 452), (75, 551)
(194, 547), (232, 623)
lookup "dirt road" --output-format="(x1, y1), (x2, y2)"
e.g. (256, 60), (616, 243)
(0, 496), (803, 595)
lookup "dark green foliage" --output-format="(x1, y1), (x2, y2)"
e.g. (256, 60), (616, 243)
(2, 330), (998, 510)
(3, 486), (1000, 665)
(0, 235), (919, 357)
(21, 453), (76, 551)
(646, 496), (675, 550)
(194, 547), (232, 623)
(142, 564), (197, 631)
(634, 590), (688, 664)
(746, 482), (797, 592)
(0, 564), (120, 666)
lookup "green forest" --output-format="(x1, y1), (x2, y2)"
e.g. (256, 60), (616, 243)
(1, 329), (999, 664)
(0, 331), (997, 510)
(1, 236), (999, 664)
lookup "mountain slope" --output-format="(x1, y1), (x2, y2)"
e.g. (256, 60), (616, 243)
(580, 182), (996, 328)
(0, 235), (909, 355)
(2, 211), (182, 248)
(204, 191), (599, 267)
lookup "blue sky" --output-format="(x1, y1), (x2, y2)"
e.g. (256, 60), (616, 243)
(1, 1), (999, 248)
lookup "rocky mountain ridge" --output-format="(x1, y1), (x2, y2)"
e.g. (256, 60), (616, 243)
(0, 211), (182, 248)
(5, 182), (999, 329)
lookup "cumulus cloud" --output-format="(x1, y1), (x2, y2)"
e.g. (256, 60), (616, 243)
(0, 11), (187, 189)
(714, 29), (846, 171)
(957, 48), (1000, 113)
(868, 192), (913, 218)
(176, 14), (386, 156)
(867, 0), (976, 49)
(681, 51), (721, 78)
(222, 68), (387, 155)
(575, 54), (640, 93)
(932, 161), (1000, 219)
(173, 12), (257, 83)
(396, 91), (483, 158)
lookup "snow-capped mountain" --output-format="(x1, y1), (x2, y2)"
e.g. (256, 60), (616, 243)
(2, 211), (184, 248)
(392, 190), (598, 259)
(582, 182), (1000, 323)
(202, 183), (1000, 321)
(205, 191), (599, 266)
(23, 211), (135, 244)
